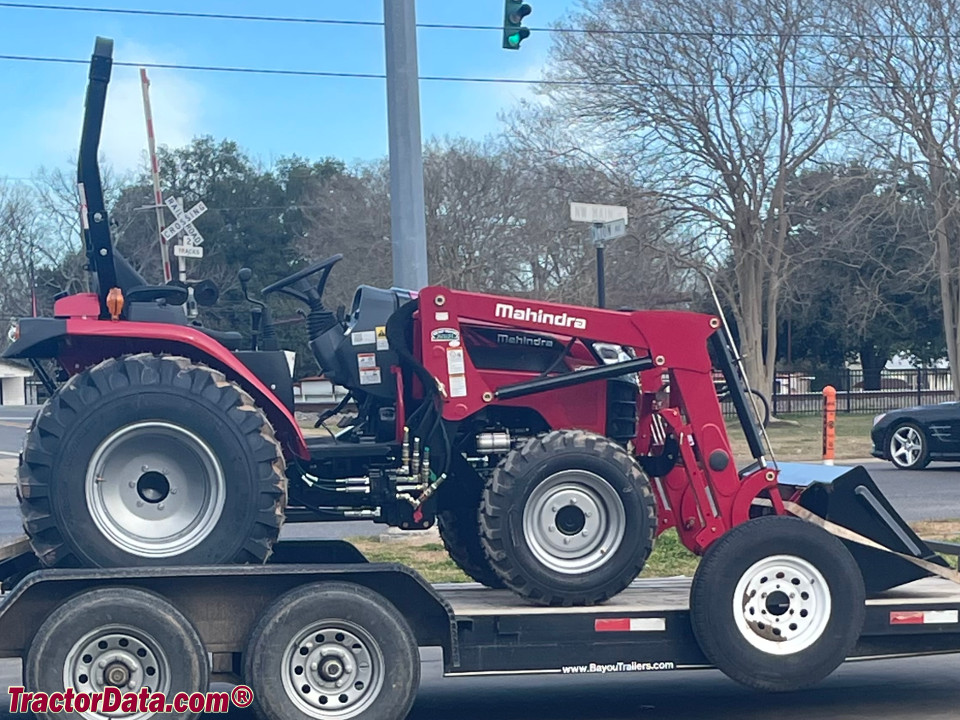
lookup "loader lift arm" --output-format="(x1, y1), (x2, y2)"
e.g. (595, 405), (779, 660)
(414, 287), (778, 559)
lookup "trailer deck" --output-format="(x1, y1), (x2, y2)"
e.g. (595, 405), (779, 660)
(437, 575), (960, 676)
(2, 535), (957, 683)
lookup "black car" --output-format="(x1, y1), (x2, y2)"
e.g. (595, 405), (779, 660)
(871, 402), (960, 469)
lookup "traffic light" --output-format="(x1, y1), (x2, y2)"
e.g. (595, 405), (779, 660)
(502, 1), (532, 50)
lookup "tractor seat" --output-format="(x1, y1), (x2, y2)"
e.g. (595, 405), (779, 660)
(126, 284), (189, 306)
(194, 326), (243, 351)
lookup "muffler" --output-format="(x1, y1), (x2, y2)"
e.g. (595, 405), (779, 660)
(779, 463), (952, 595)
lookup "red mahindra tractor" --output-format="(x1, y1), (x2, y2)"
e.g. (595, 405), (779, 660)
(6, 38), (948, 615)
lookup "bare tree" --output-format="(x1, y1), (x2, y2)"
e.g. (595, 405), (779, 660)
(423, 139), (530, 294)
(0, 181), (42, 327)
(543, 0), (846, 394)
(296, 162), (393, 309)
(843, 0), (960, 395)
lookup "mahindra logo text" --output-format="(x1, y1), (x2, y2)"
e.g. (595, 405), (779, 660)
(494, 303), (587, 330)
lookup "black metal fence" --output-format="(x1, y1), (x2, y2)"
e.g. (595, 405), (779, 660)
(769, 369), (955, 416)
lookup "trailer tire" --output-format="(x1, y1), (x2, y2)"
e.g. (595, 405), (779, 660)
(25, 587), (208, 720)
(244, 582), (420, 720)
(480, 430), (657, 606)
(690, 515), (865, 692)
(18, 353), (286, 568)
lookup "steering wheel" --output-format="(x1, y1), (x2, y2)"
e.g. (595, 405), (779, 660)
(261, 254), (343, 307)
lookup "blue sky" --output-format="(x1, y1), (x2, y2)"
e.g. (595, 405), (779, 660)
(0, 1), (574, 179)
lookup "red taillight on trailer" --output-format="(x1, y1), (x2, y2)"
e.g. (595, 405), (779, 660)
(594, 618), (666, 632)
(890, 610), (959, 625)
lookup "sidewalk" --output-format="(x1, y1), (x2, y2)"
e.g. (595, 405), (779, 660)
(0, 459), (16, 484)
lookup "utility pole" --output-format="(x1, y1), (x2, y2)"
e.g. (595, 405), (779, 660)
(383, 0), (429, 291)
(593, 232), (606, 309)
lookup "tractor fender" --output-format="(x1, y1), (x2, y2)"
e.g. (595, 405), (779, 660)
(7, 317), (309, 460)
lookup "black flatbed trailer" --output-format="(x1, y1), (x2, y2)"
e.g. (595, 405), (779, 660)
(2, 534), (960, 720)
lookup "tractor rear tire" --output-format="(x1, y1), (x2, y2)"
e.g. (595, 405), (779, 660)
(438, 468), (504, 588)
(690, 515), (866, 692)
(480, 430), (657, 606)
(18, 353), (286, 568)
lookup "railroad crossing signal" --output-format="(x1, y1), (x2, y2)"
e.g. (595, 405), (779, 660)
(162, 197), (206, 258)
(503, 1), (532, 49)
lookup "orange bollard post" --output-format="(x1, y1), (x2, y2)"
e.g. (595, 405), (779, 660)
(822, 385), (836, 465)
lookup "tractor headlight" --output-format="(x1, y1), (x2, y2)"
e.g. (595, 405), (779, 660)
(594, 343), (631, 364)
(7, 321), (18, 343)
(873, 413), (886, 427)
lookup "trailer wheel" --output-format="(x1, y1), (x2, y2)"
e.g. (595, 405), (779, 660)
(18, 353), (286, 568)
(25, 587), (208, 720)
(690, 515), (865, 692)
(480, 430), (657, 606)
(244, 582), (420, 720)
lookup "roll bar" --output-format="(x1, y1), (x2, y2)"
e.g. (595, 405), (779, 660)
(77, 36), (117, 319)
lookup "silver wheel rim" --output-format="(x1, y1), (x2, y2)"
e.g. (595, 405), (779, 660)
(280, 620), (385, 719)
(85, 421), (226, 558)
(522, 470), (626, 574)
(733, 555), (832, 655)
(890, 426), (924, 467)
(63, 625), (171, 720)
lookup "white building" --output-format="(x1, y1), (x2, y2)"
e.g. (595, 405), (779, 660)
(0, 360), (33, 405)
(294, 376), (350, 408)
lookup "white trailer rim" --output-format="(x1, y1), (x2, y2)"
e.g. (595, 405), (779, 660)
(732, 554), (832, 655)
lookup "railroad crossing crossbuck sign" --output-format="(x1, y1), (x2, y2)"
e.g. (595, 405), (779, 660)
(163, 197), (206, 258)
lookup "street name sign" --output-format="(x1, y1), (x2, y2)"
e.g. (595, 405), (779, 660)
(590, 218), (627, 244)
(570, 202), (628, 224)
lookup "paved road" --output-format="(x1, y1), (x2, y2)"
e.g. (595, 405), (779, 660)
(870, 461), (960, 522)
(0, 406), (32, 455)
(1, 652), (958, 720)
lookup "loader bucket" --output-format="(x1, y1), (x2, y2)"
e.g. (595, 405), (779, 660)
(779, 463), (951, 595)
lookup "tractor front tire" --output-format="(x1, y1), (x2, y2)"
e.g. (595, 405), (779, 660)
(480, 430), (657, 606)
(437, 468), (504, 589)
(18, 353), (286, 568)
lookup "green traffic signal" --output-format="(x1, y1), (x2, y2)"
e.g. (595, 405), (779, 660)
(503, 1), (532, 50)
(506, 28), (531, 49)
